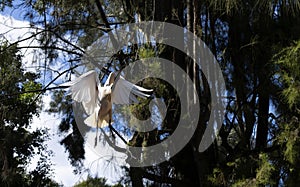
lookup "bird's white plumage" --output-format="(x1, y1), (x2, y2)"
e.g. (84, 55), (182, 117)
(105, 71), (152, 104)
(63, 70), (152, 128)
(62, 70), (99, 115)
(112, 76), (151, 104)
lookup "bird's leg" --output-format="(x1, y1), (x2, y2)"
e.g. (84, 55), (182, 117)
(94, 132), (98, 147)
(94, 111), (101, 147)
(108, 109), (116, 140)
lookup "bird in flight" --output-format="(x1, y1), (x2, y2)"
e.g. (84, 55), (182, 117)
(62, 70), (153, 128)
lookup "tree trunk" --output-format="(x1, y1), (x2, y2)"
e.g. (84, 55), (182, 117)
(256, 77), (270, 150)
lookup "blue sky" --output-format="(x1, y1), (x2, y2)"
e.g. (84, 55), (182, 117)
(2, 0), (27, 21)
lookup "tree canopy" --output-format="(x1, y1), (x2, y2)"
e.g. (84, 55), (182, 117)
(0, 40), (59, 186)
(1, 0), (300, 186)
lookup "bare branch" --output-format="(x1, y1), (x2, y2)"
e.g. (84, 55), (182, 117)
(94, 0), (119, 49)
(31, 63), (88, 103)
(16, 46), (83, 56)
(47, 30), (85, 54)
(0, 30), (45, 52)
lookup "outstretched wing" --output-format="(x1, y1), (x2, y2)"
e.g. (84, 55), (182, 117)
(111, 74), (153, 104)
(62, 70), (99, 115)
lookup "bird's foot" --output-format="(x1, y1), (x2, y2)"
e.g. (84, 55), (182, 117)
(94, 136), (98, 147)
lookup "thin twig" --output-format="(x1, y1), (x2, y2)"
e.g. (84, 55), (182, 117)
(31, 63), (88, 103)
(15, 46), (83, 56)
(47, 30), (85, 54)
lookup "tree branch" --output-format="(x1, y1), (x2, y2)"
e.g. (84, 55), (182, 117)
(0, 30), (45, 52)
(15, 46), (83, 56)
(94, 0), (119, 49)
(47, 30), (85, 54)
(31, 63), (87, 103)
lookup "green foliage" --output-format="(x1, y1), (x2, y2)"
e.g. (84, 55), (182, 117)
(274, 40), (300, 185)
(138, 46), (156, 59)
(19, 81), (42, 103)
(0, 40), (57, 186)
(275, 40), (300, 108)
(255, 154), (275, 185)
(207, 168), (226, 186)
(74, 176), (122, 187)
(232, 179), (256, 187)
(278, 123), (300, 165)
(208, 0), (241, 15)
